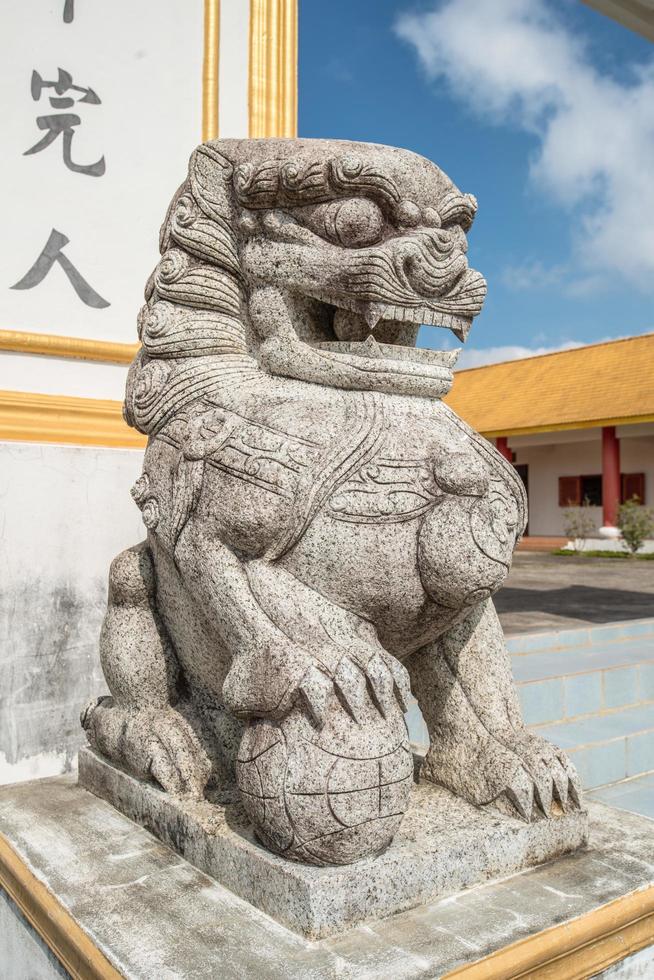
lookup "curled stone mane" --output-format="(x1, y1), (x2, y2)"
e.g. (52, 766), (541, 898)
(124, 139), (485, 436)
(125, 145), (253, 436)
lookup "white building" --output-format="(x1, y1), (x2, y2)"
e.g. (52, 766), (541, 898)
(446, 334), (654, 539)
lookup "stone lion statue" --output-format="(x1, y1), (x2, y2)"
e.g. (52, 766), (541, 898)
(82, 139), (581, 866)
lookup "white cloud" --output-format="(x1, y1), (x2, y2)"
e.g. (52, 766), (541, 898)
(395, 0), (654, 287)
(454, 340), (585, 369)
(501, 260), (566, 291)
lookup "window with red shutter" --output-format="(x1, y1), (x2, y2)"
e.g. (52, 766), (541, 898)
(621, 473), (645, 504)
(558, 476), (582, 507)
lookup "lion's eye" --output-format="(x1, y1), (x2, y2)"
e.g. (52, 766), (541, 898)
(291, 197), (385, 247)
(322, 198), (384, 247)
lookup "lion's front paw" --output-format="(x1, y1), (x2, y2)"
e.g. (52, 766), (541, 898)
(496, 731), (582, 821)
(222, 635), (411, 728)
(81, 697), (212, 799)
(421, 727), (582, 822)
(222, 559), (412, 725)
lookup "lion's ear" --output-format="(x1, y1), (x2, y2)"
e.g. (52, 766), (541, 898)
(166, 144), (241, 279)
(189, 144), (237, 226)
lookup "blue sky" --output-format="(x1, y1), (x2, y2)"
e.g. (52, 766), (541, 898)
(299, 0), (654, 367)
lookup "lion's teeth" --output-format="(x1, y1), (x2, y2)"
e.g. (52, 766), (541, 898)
(363, 303), (386, 331)
(314, 340), (461, 369)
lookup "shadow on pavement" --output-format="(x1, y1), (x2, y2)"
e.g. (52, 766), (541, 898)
(494, 584), (654, 624)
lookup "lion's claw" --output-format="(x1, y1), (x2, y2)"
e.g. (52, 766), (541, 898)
(333, 656), (368, 720)
(496, 737), (582, 821)
(303, 651), (408, 726)
(82, 697), (211, 799)
(386, 656), (412, 712)
(504, 767), (534, 820)
(366, 652), (396, 717)
(222, 621), (411, 726)
(298, 665), (333, 727)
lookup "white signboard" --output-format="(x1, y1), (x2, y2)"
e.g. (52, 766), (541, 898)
(1, 0), (204, 345)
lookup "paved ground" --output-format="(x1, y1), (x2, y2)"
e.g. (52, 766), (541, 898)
(496, 553), (654, 635)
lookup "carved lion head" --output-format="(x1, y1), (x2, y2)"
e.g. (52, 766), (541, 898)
(126, 139), (486, 434)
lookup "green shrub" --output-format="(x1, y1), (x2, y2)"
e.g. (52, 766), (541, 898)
(562, 497), (596, 551)
(617, 497), (654, 555)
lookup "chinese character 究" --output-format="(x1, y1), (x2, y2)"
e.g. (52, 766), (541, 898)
(24, 68), (105, 177)
(11, 229), (110, 308)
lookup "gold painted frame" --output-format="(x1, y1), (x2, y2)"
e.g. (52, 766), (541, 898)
(0, 390), (145, 448)
(0, 832), (122, 980)
(0, 0), (298, 446)
(249, 0), (298, 138)
(203, 0), (220, 141)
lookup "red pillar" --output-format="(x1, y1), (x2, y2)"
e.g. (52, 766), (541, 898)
(496, 436), (512, 462)
(602, 426), (621, 526)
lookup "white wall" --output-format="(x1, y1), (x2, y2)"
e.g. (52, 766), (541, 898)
(219, 0), (250, 138)
(0, 0), (251, 400)
(0, 352), (129, 400)
(511, 425), (654, 536)
(0, 890), (69, 980)
(1, 0), (204, 346)
(0, 442), (144, 785)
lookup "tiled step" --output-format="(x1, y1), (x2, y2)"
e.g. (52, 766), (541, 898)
(513, 634), (654, 726)
(405, 620), (654, 794)
(505, 618), (654, 655)
(534, 703), (654, 790)
(407, 697), (654, 792)
(515, 621), (654, 788)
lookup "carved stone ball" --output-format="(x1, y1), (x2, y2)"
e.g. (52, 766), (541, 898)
(236, 697), (413, 866)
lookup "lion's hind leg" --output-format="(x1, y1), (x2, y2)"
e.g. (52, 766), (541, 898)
(81, 542), (211, 799)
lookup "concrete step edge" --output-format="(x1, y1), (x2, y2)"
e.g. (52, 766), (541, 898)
(506, 617), (654, 655)
(521, 698), (654, 727)
(515, 660), (654, 685)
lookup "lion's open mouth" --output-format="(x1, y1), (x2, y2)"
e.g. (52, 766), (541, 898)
(302, 295), (467, 387)
(313, 335), (460, 380)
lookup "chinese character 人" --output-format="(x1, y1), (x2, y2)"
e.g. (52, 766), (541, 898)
(11, 229), (110, 308)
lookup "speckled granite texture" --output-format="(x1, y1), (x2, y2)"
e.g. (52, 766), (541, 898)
(79, 746), (587, 939)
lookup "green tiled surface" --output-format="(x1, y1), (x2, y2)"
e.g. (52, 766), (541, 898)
(511, 639), (654, 683)
(505, 618), (654, 654)
(640, 662), (654, 700)
(517, 678), (563, 726)
(604, 666), (640, 709)
(563, 672), (602, 718)
(571, 741), (627, 790)
(589, 772), (654, 821)
(627, 730), (654, 778)
(509, 623), (654, 789)
(513, 624), (654, 725)
(408, 621), (654, 791)
(536, 704), (654, 748)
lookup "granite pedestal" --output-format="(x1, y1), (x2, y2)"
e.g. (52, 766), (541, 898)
(78, 746), (588, 939)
